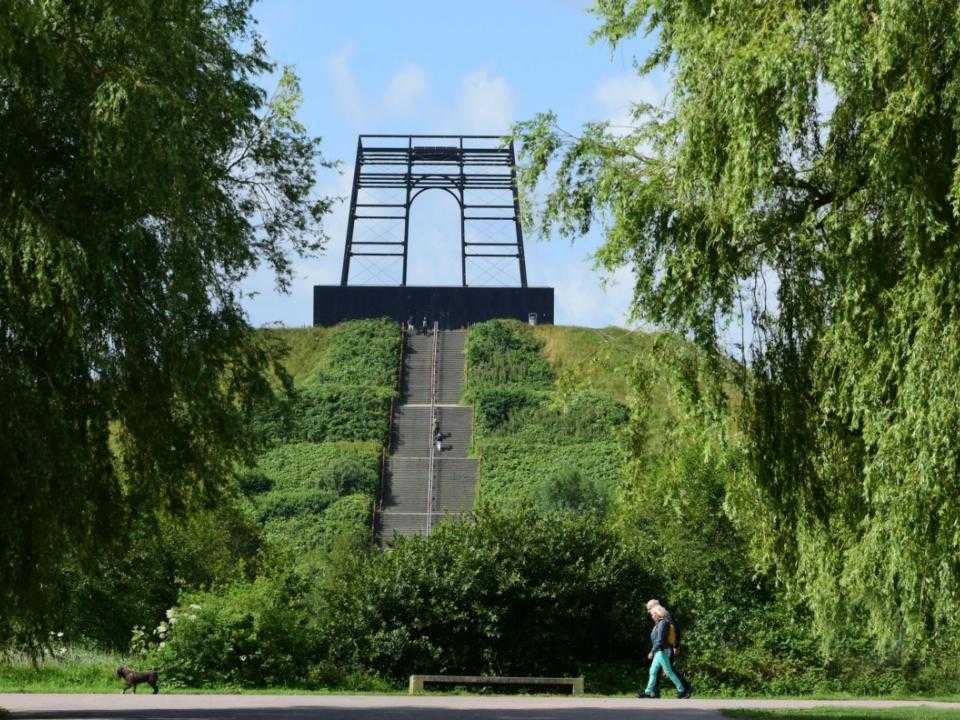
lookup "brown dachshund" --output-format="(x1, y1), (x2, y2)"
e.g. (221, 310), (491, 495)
(116, 666), (159, 694)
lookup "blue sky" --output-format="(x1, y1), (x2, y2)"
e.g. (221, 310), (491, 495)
(241, 0), (666, 329)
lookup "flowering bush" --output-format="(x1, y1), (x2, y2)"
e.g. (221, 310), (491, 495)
(154, 577), (318, 687)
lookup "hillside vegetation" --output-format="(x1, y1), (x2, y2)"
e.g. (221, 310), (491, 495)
(9, 320), (959, 696)
(461, 320), (960, 696)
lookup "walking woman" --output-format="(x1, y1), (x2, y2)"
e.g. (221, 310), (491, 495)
(638, 600), (692, 699)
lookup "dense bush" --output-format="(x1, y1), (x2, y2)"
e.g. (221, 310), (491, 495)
(467, 386), (549, 434)
(465, 321), (630, 516)
(318, 509), (656, 681)
(55, 497), (261, 650)
(250, 319), (401, 447)
(293, 385), (394, 444)
(308, 319), (402, 389)
(475, 439), (624, 511)
(243, 441), (378, 543)
(157, 575), (318, 687)
(464, 320), (554, 392)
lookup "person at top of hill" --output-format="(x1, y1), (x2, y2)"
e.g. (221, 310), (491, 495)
(638, 599), (692, 699)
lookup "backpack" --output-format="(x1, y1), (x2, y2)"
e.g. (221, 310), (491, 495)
(665, 621), (680, 648)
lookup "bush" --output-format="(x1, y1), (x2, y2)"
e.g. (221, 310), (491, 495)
(55, 497), (261, 651)
(308, 318), (401, 389)
(464, 320), (554, 392)
(475, 439), (625, 512)
(293, 385), (394, 444)
(319, 509), (658, 681)
(537, 468), (608, 515)
(247, 442), (379, 499)
(249, 320), (401, 447)
(243, 441), (378, 528)
(467, 386), (549, 435)
(320, 493), (372, 555)
(157, 576), (318, 688)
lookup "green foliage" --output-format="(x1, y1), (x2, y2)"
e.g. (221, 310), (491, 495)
(157, 576), (318, 688)
(537, 468), (608, 515)
(251, 320), (400, 446)
(54, 498), (261, 651)
(514, 0), (960, 651)
(0, 0), (332, 643)
(293, 385), (394, 445)
(0, 647), (124, 694)
(308, 319), (403, 389)
(319, 510), (655, 681)
(468, 386), (549, 434)
(320, 494), (373, 556)
(243, 441), (378, 526)
(724, 712), (960, 720)
(476, 439), (624, 511)
(465, 319), (629, 515)
(464, 320), (554, 392)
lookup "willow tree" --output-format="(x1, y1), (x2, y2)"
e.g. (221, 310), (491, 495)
(514, 0), (960, 650)
(0, 0), (331, 645)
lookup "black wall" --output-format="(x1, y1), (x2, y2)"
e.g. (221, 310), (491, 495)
(313, 285), (554, 328)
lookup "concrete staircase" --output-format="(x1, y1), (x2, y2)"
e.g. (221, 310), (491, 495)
(378, 328), (478, 544)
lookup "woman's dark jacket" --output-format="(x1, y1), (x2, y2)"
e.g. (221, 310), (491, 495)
(650, 617), (679, 653)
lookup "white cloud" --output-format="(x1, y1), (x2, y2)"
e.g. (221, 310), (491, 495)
(594, 73), (666, 132)
(326, 44), (365, 124)
(452, 70), (515, 133)
(382, 63), (428, 117)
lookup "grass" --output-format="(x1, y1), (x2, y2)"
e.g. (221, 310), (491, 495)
(0, 651), (397, 695)
(722, 710), (960, 720)
(532, 324), (660, 402)
(261, 326), (334, 387)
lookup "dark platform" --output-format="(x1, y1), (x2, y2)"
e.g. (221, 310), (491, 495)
(313, 285), (554, 328)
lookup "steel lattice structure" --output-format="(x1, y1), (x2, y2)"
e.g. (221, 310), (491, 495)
(340, 134), (528, 287)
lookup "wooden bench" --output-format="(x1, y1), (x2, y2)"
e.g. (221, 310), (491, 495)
(408, 674), (584, 695)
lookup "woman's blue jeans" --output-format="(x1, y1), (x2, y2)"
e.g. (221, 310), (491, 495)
(644, 649), (684, 695)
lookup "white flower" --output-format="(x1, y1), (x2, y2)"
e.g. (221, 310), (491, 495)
(56, 631), (64, 638)
(165, 609), (176, 620)
(159, 641), (166, 649)
(239, 655), (247, 662)
(189, 604), (201, 610)
(57, 647), (67, 656)
(188, 614), (197, 620)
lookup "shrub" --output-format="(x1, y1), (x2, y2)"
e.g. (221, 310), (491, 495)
(464, 320), (554, 392)
(157, 576), (318, 687)
(243, 441), (379, 526)
(248, 442), (379, 498)
(294, 385), (394, 444)
(475, 439), (625, 512)
(319, 509), (657, 681)
(467, 386), (549, 435)
(308, 318), (401, 389)
(537, 468), (608, 515)
(320, 493), (372, 555)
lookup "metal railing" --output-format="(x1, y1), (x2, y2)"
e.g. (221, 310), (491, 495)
(425, 321), (439, 533)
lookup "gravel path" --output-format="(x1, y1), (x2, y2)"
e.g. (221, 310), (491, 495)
(2, 694), (960, 720)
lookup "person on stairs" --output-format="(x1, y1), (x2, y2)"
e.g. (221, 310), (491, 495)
(638, 600), (692, 699)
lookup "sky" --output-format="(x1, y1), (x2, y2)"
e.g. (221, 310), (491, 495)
(241, 0), (667, 329)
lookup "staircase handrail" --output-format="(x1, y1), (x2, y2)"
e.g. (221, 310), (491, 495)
(426, 321), (439, 533)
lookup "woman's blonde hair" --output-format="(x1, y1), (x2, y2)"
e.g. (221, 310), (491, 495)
(649, 604), (669, 621)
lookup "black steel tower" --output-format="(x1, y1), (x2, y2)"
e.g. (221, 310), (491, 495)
(314, 133), (553, 327)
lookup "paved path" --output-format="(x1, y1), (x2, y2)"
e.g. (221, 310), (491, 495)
(2, 695), (960, 720)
